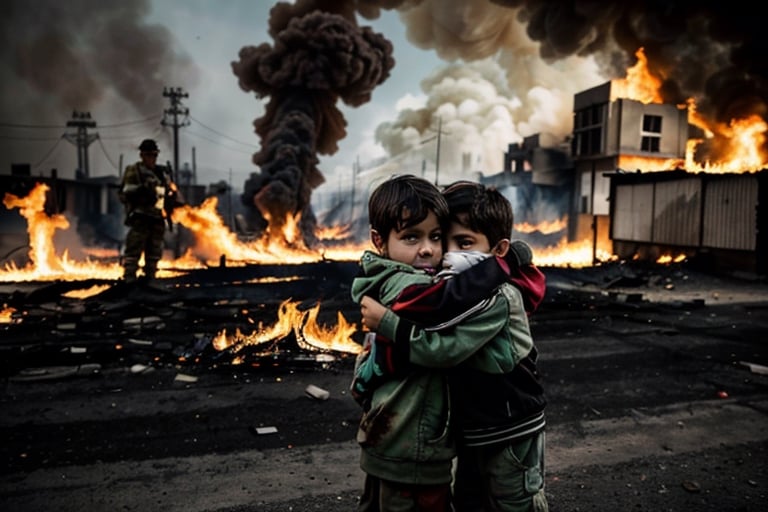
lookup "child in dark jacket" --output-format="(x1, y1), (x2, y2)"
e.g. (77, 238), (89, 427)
(358, 181), (549, 511)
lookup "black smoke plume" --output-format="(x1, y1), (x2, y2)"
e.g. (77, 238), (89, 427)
(232, 0), (394, 246)
(489, 0), (768, 160)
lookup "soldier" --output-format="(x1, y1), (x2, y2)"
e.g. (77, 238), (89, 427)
(119, 139), (174, 283)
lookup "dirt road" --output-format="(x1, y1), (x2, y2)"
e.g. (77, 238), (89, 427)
(2, 265), (767, 511)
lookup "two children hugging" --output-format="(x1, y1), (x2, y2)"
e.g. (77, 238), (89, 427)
(350, 175), (549, 512)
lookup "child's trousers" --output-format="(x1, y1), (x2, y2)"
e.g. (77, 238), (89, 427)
(358, 474), (453, 512)
(453, 431), (548, 512)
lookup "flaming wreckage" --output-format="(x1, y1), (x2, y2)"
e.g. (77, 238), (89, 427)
(1, 181), (366, 381)
(0, 260), (364, 380)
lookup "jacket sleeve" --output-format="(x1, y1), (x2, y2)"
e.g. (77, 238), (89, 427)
(391, 256), (510, 324)
(391, 256), (547, 323)
(376, 294), (510, 368)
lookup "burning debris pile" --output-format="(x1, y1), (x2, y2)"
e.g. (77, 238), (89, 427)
(1, 182), (367, 380)
(0, 261), (363, 380)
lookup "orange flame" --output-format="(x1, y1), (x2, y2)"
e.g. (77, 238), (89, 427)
(3, 183), (71, 276)
(212, 299), (361, 358)
(171, 196), (370, 266)
(610, 48), (768, 173)
(656, 254), (687, 265)
(0, 304), (17, 324)
(0, 184), (370, 282)
(686, 113), (768, 173)
(514, 218), (568, 235)
(611, 48), (664, 104)
(532, 237), (615, 268)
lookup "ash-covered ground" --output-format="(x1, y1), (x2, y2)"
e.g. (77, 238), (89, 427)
(1, 261), (767, 512)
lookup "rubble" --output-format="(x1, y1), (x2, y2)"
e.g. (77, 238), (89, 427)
(0, 260), (362, 378)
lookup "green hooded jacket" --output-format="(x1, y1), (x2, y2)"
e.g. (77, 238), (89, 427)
(350, 251), (510, 484)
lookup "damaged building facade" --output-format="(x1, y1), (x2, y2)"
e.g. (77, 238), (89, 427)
(483, 80), (767, 275)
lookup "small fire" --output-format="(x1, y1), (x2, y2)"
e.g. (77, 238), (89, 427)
(172, 196), (370, 265)
(0, 304), (17, 324)
(514, 218), (568, 235)
(656, 254), (687, 265)
(532, 237), (615, 268)
(211, 299), (362, 359)
(62, 284), (112, 299)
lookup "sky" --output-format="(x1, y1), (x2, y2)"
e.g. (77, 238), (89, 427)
(2, 0), (764, 209)
(0, 0), (604, 200)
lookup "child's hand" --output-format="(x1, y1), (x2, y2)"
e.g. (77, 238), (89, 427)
(350, 334), (399, 408)
(360, 295), (387, 331)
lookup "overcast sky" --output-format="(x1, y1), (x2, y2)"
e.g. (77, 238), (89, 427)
(6, 1), (753, 201)
(0, 1), (453, 193)
(0, 0), (615, 196)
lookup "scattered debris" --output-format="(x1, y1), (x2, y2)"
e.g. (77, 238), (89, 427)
(127, 338), (153, 346)
(250, 426), (278, 435)
(305, 384), (330, 400)
(739, 361), (768, 376)
(8, 363), (101, 382)
(681, 480), (701, 493)
(130, 363), (154, 374)
(174, 373), (198, 383)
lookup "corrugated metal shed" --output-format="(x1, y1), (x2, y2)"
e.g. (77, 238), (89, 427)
(702, 175), (758, 251)
(652, 178), (701, 247)
(613, 183), (653, 241)
(608, 169), (767, 274)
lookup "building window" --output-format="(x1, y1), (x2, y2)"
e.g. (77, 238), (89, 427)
(641, 114), (662, 153)
(573, 104), (605, 156)
(643, 115), (662, 133)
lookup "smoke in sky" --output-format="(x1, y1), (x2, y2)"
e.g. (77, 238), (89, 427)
(382, 0), (767, 168)
(0, 0), (200, 151)
(232, 0), (394, 244)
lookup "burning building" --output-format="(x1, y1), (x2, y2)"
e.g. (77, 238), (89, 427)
(474, 46), (768, 275)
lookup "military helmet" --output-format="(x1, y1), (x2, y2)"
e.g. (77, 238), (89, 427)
(138, 139), (160, 152)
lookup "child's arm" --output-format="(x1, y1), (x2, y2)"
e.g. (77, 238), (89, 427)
(350, 242), (544, 406)
(393, 240), (546, 323)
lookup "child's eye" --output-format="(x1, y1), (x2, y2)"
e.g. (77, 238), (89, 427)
(429, 233), (442, 242)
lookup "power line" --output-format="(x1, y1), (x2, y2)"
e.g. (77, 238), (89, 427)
(189, 114), (258, 148)
(96, 138), (120, 172)
(0, 122), (65, 129)
(185, 128), (256, 155)
(32, 136), (66, 169)
(99, 114), (162, 129)
(0, 134), (65, 141)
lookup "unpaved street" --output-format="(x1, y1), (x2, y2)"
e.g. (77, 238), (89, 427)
(2, 265), (767, 511)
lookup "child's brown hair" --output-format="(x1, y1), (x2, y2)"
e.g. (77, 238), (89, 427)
(368, 174), (449, 239)
(442, 180), (513, 248)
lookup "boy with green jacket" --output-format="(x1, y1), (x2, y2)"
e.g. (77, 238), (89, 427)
(358, 181), (549, 511)
(350, 175), (540, 511)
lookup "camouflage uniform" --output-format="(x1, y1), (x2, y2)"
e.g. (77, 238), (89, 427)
(119, 160), (171, 281)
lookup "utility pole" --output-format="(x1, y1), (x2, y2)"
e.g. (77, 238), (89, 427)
(350, 156), (359, 223)
(161, 86), (190, 182)
(64, 111), (98, 178)
(434, 117), (442, 186)
(420, 117), (446, 186)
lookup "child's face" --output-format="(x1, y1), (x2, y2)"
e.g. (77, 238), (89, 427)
(381, 210), (443, 273)
(446, 215), (492, 254)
